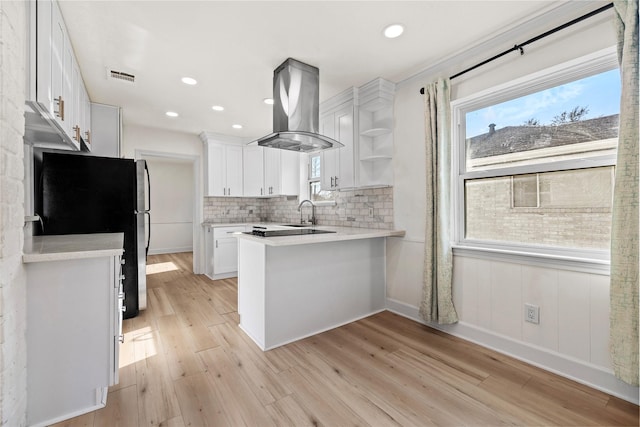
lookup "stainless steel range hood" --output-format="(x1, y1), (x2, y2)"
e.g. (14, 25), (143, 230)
(256, 58), (343, 153)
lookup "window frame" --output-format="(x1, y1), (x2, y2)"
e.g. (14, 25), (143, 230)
(307, 153), (336, 205)
(451, 47), (618, 272)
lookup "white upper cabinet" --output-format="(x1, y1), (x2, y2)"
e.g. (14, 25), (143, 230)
(225, 145), (244, 196)
(265, 148), (300, 196)
(320, 79), (395, 191)
(243, 145), (300, 197)
(26, 0), (91, 151)
(201, 133), (244, 197)
(243, 145), (265, 196)
(320, 91), (356, 191)
(90, 103), (121, 158)
(263, 147), (281, 195)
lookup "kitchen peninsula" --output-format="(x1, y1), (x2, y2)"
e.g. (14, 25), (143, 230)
(236, 225), (404, 350)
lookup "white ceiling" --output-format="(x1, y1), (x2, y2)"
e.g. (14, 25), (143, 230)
(59, 0), (578, 141)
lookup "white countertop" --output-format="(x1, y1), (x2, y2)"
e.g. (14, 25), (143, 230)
(23, 233), (125, 263)
(202, 222), (278, 228)
(235, 225), (405, 247)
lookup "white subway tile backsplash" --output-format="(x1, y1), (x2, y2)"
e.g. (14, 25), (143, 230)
(203, 187), (394, 229)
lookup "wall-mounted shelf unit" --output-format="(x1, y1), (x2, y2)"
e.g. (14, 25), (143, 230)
(357, 79), (395, 188)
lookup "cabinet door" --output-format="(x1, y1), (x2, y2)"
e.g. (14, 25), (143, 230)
(264, 147), (281, 195)
(204, 228), (214, 278)
(70, 58), (81, 144)
(61, 27), (74, 136)
(82, 85), (91, 148)
(243, 146), (264, 196)
(334, 104), (355, 189)
(225, 145), (244, 197)
(51, 2), (65, 127)
(319, 111), (338, 190)
(36, 0), (53, 109)
(280, 150), (300, 196)
(213, 236), (239, 275)
(206, 142), (226, 196)
(90, 103), (121, 158)
(321, 150), (337, 190)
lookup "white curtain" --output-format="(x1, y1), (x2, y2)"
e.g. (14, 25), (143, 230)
(420, 78), (458, 324)
(609, 0), (639, 386)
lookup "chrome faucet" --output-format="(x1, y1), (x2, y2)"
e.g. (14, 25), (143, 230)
(297, 199), (316, 225)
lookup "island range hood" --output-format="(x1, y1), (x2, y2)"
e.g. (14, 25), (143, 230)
(255, 58), (344, 153)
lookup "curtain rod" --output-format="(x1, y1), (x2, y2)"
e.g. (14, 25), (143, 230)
(419, 3), (614, 95)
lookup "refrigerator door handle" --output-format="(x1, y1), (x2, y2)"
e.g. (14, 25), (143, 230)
(145, 162), (150, 212)
(144, 211), (151, 256)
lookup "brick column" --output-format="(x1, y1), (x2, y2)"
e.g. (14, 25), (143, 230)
(0, 1), (27, 425)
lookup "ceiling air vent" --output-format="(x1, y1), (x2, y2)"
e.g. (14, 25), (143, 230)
(107, 69), (136, 84)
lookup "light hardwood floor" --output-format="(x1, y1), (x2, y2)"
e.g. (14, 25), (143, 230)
(54, 252), (638, 427)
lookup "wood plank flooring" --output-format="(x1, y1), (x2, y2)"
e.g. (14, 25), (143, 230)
(53, 252), (639, 427)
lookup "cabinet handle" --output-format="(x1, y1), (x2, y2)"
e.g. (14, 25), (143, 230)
(120, 274), (125, 282)
(261, 188), (263, 196)
(215, 240), (218, 248)
(227, 188), (230, 196)
(121, 258), (126, 265)
(122, 305), (127, 312)
(223, 188), (226, 196)
(55, 96), (65, 121)
(331, 177), (334, 188)
(85, 130), (91, 144)
(119, 334), (125, 343)
(335, 176), (339, 187)
(73, 125), (80, 141)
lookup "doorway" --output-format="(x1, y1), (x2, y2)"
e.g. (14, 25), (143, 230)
(135, 150), (202, 273)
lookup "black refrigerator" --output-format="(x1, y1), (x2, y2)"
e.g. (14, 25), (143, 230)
(35, 151), (150, 319)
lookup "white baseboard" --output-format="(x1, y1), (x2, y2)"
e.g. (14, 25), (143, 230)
(385, 298), (639, 405)
(147, 246), (192, 255)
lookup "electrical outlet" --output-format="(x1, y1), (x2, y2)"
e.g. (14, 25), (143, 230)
(368, 208), (374, 218)
(525, 303), (540, 324)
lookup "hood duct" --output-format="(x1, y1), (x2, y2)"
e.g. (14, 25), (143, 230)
(256, 58), (343, 153)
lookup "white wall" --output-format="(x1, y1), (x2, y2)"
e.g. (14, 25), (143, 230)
(387, 5), (639, 403)
(145, 158), (194, 254)
(0, 1), (28, 424)
(122, 124), (203, 271)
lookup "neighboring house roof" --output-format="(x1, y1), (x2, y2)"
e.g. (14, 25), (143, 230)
(467, 114), (619, 159)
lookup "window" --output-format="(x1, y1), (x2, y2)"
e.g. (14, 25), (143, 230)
(308, 154), (335, 202)
(452, 48), (620, 261)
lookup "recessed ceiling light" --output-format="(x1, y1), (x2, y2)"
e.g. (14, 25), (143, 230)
(181, 77), (197, 85)
(212, 105), (225, 111)
(165, 111), (178, 117)
(263, 98), (274, 105)
(383, 24), (404, 39)
(232, 124), (243, 129)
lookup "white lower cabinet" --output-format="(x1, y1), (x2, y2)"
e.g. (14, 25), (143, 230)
(205, 226), (246, 279)
(26, 254), (122, 427)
